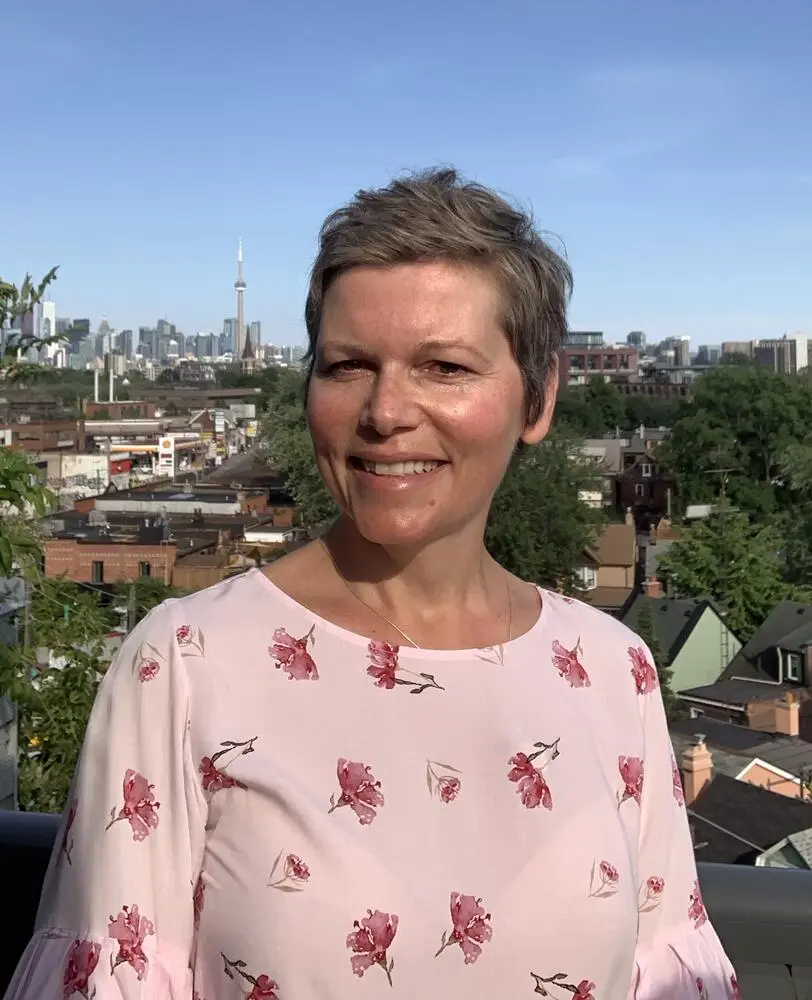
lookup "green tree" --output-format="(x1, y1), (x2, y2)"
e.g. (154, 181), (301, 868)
(657, 507), (802, 641)
(0, 449), (55, 574)
(659, 364), (812, 516)
(0, 578), (115, 812)
(485, 433), (604, 591)
(260, 370), (337, 530)
(115, 577), (184, 626)
(772, 436), (812, 587)
(634, 601), (678, 721)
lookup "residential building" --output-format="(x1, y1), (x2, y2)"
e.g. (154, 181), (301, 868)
(558, 345), (638, 386)
(681, 736), (812, 865)
(576, 522), (637, 613)
(679, 601), (812, 740)
(621, 595), (742, 692)
(615, 434), (676, 528)
(0, 419), (85, 453)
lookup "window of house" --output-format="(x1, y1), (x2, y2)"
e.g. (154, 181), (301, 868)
(91, 560), (104, 584)
(640, 463), (653, 477)
(634, 483), (646, 497)
(576, 565), (598, 590)
(139, 561), (152, 578)
(785, 651), (803, 682)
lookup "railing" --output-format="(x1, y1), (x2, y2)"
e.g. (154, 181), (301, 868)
(1, 811), (811, 998)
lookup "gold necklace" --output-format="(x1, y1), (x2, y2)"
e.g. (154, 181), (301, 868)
(319, 538), (513, 650)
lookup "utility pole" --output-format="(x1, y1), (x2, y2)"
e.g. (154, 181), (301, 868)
(127, 583), (136, 633)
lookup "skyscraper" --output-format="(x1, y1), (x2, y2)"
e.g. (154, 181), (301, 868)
(234, 239), (246, 360)
(249, 320), (261, 352)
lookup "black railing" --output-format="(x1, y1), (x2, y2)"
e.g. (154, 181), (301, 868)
(1, 811), (811, 998)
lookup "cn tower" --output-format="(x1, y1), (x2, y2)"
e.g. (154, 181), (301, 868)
(234, 238), (246, 359)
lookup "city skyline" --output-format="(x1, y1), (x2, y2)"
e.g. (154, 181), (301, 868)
(2, 0), (811, 343)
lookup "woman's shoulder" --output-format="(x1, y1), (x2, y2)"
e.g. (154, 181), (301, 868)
(539, 589), (651, 661)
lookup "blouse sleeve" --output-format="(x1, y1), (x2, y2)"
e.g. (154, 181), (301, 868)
(4, 600), (208, 1000)
(630, 655), (740, 1000)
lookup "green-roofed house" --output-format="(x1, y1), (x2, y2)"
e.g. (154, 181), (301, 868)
(620, 594), (743, 693)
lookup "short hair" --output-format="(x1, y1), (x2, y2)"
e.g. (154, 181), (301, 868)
(304, 167), (572, 424)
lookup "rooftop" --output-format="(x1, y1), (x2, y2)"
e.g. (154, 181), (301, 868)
(671, 716), (812, 779)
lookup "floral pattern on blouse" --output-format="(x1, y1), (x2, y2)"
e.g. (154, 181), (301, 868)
(551, 638), (590, 687)
(435, 893), (493, 965)
(199, 738), (257, 795)
(108, 905), (154, 981)
(426, 760), (462, 802)
(105, 769), (160, 841)
(530, 972), (596, 998)
(329, 758), (385, 825)
(222, 954), (281, 999)
(270, 626), (318, 680)
(63, 939), (100, 1000)
(508, 738), (560, 810)
(346, 909), (398, 984)
(268, 850), (311, 891)
(367, 640), (444, 693)
(4, 573), (738, 1000)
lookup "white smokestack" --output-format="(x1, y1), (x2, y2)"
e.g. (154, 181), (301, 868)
(94, 369), (100, 403)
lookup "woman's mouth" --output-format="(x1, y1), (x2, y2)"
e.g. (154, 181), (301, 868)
(351, 458), (446, 477)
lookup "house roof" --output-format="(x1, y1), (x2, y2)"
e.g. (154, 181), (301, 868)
(679, 677), (796, 708)
(670, 716), (812, 779)
(621, 595), (724, 662)
(579, 586), (633, 612)
(786, 828), (812, 867)
(670, 731), (748, 780)
(581, 439), (624, 475)
(584, 523), (636, 568)
(722, 601), (812, 682)
(689, 773), (812, 864)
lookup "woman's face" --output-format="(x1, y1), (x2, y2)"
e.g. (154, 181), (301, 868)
(307, 260), (556, 547)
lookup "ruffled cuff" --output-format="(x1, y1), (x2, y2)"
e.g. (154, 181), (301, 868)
(6, 927), (192, 1000)
(631, 921), (740, 1000)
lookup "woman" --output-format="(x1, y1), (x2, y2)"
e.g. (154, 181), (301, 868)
(6, 169), (738, 1000)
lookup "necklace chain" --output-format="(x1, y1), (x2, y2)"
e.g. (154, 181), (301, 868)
(319, 538), (513, 650)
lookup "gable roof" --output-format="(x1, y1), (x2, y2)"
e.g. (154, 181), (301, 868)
(723, 601), (812, 682)
(621, 595), (726, 662)
(689, 773), (812, 864)
(670, 716), (812, 779)
(583, 523), (636, 568)
(679, 678), (795, 708)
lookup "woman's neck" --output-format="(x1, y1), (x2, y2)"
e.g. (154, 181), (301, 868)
(323, 516), (502, 621)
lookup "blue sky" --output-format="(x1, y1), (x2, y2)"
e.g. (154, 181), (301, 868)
(2, 0), (811, 346)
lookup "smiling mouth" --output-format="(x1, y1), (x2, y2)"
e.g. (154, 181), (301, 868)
(351, 458), (446, 477)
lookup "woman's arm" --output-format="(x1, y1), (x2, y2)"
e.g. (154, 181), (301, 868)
(630, 648), (740, 1000)
(5, 600), (207, 1000)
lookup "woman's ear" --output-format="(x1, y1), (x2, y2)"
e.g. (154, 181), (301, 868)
(520, 360), (559, 446)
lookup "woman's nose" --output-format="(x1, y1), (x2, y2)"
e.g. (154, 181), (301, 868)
(359, 369), (421, 437)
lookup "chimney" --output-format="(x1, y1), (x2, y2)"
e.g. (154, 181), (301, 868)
(774, 691), (800, 737)
(624, 506), (634, 527)
(681, 735), (713, 805)
(644, 578), (664, 598)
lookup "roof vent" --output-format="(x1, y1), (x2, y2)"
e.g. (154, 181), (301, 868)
(692, 734), (706, 746)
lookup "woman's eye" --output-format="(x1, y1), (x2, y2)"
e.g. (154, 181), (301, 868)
(428, 361), (467, 376)
(324, 360), (365, 375)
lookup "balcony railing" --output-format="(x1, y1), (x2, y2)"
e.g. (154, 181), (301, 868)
(1, 811), (812, 998)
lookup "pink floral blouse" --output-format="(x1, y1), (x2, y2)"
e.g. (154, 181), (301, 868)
(5, 569), (739, 1000)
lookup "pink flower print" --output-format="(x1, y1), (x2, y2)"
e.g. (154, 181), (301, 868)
(508, 738), (560, 810)
(270, 625), (318, 680)
(426, 760), (462, 802)
(638, 875), (665, 913)
(588, 859), (620, 898)
(689, 879), (708, 928)
(175, 624), (205, 656)
(193, 874), (204, 928)
(530, 973), (595, 998)
(199, 738), (256, 795)
(435, 892), (493, 965)
(60, 798), (77, 866)
(672, 754), (685, 807)
(131, 640), (164, 682)
(730, 974), (742, 1000)
(628, 645), (658, 695)
(222, 955), (280, 999)
(63, 939), (100, 999)
(696, 977), (709, 1000)
(329, 758), (384, 825)
(105, 769), (160, 841)
(346, 909), (398, 985)
(268, 849), (311, 891)
(108, 904), (154, 981)
(552, 638), (591, 687)
(367, 640), (398, 689)
(367, 639), (444, 693)
(617, 755), (644, 807)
